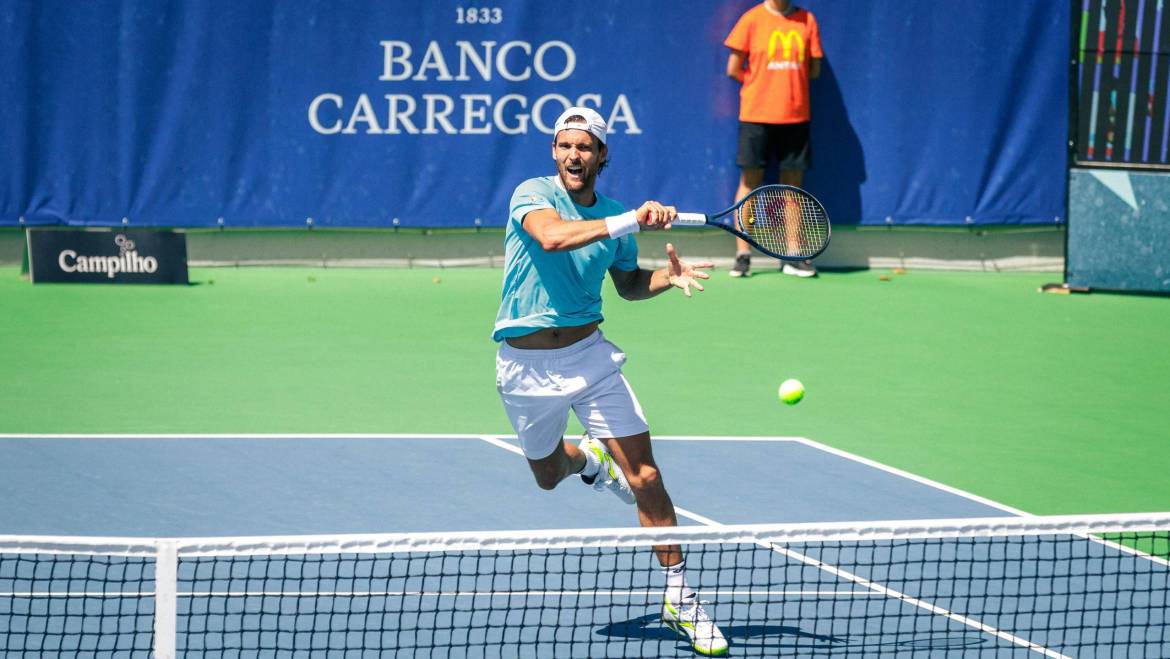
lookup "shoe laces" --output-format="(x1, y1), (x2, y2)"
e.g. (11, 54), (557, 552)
(678, 596), (713, 624)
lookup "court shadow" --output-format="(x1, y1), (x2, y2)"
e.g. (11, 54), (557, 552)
(596, 615), (994, 655)
(803, 58), (866, 225)
(596, 612), (845, 646)
(594, 613), (996, 655)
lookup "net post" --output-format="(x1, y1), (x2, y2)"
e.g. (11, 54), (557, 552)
(154, 540), (178, 659)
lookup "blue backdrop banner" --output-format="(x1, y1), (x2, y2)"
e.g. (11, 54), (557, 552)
(0, 1), (1068, 228)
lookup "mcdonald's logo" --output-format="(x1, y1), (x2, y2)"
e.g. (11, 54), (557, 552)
(767, 30), (804, 63)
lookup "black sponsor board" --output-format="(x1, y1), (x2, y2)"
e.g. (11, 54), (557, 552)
(27, 229), (188, 284)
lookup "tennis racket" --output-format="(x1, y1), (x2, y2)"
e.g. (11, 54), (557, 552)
(673, 185), (831, 261)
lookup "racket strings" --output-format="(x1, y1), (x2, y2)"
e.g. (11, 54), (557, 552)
(735, 188), (829, 259)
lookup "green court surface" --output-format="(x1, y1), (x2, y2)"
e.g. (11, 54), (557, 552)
(1, 266), (1167, 518)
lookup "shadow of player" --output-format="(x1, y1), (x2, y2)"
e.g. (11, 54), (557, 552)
(597, 614), (994, 655)
(596, 612), (844, 649)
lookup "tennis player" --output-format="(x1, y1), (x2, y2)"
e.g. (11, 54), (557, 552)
(493, 106), (728, 656)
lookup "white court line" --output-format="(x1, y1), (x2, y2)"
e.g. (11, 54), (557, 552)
(2, 589), (879, 599)
(0, 434), (803, 442)
(792, 437), (1030, 517)
(476, 435), (799, 453)
(480, 435), (524, 455)
(480, 434), (1069, 658)
(793, 437), (1170, 568)
(0, 433), (493, 440)
(639, 435), (803, 442)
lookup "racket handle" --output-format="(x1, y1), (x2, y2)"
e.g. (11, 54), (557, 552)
(674, 212), (707, 227)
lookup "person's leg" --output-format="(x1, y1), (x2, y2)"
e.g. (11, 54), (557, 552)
(605, 431), (729, 655)
(732, 122), (769, 278)
(779, 168), (806, 256)
(604, 432), (681, 565)
(777, 123), (810, 188)
(729, 167), (764, 277)
(779, 164), (817, 277)
(572, 335), (727, 654)
(525, 439), (587, 490)
(736, 167), (765, 247)
(777, 124), (817, 277)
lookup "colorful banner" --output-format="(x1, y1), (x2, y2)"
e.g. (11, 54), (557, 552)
(0, 1), (1068, 227)
(1074, 0), (1170, 168)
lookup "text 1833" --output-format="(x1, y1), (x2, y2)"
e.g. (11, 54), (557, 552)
(456, 7), (503, 24)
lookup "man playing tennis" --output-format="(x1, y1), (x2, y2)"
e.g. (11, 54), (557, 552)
(493, 106), (728, 656)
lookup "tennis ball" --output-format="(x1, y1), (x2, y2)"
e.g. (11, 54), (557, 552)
(778, 379), (804, 405)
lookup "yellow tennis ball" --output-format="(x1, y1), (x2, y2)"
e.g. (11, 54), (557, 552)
(778, 379), (804, 405)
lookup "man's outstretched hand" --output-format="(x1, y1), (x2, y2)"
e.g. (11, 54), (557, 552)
(665, 243), (713, 297)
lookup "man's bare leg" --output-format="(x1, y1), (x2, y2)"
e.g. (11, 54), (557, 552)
(605, 431), (681, 567)
(525, 439), (587, 491)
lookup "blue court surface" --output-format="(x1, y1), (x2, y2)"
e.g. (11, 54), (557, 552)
(1, 434), (1166, 657)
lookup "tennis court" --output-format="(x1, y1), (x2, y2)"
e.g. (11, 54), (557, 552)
(1, 434), (1166, 656)
(1, 266), (1169, 656)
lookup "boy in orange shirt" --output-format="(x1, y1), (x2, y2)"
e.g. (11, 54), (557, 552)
(725, 0), (823, 277)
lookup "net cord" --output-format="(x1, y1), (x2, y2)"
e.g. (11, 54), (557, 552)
(1, 511), (1167, 557)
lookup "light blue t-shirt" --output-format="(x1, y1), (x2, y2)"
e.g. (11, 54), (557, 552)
(492, 176), (639, 342)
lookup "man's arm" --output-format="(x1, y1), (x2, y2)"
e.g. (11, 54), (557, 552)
(522, 209), (611, 252)
(522, 202), (676, 252)
(609, 266), (667, 302)
(726, 50), (746, 83)
(809, 57), (821, 80)
(610, 243), (712, 301)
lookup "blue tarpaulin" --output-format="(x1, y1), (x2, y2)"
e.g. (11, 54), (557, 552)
(0, 1), (1068, 227)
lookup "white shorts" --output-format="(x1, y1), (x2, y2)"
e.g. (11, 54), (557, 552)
(496, 330), (649, 460)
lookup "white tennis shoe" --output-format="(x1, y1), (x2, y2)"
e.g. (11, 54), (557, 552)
(781, 259), (818, 277)
(577, 435), (635, 505)
(662, 595), (729, 656)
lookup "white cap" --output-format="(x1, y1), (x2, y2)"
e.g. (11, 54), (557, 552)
(553, 106), (608, 144)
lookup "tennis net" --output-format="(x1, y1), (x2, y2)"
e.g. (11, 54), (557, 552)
(1, 512), (1167, 657)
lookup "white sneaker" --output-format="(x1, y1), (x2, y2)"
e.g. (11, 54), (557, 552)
(662, 595), (729, 656)
(578, 435), (635, 505)
(781, 259), (818, 278)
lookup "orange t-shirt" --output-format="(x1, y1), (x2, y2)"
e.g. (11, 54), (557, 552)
(725, 4), (823, 124)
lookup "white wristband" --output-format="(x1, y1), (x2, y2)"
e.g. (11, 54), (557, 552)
(605, 210), (640, 238)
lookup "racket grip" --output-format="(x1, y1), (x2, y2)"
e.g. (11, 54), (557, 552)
(674, 212), (707, 227)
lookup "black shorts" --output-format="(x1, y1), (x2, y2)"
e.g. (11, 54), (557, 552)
(736, 121), (811, 171)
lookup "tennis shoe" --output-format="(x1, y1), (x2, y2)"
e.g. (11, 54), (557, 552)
(781, 259), (818, 277)
(577, 435), (635, 505)
(662, 595), (729, 656)
(728, 253), (752, 278)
